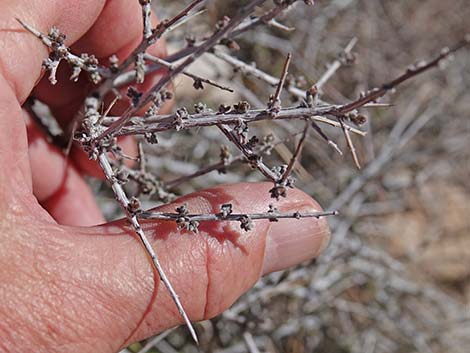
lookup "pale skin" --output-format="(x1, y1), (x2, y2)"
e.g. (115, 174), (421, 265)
(0, 1), (330, 352)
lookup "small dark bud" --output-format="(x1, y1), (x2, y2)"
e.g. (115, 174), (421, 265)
(127, 87), (143, 107)
(234, 119), (249, 144)
(244, 136), (259, 150)
(163, 90), (173, 100)
(268, 204), (279, 222)
(127, 197), (141, 213)
(176, 204), (189, 216)
(220, 203), (233, 218)
(305, 85), (319, 107)
(176, 107), (189, 118)
(247, 154), (261, 169)
(269, 185), (287, 200)
(48, 27), (66, 45)
(144, 132), (158, 144)
(194, 102), (207, 113)
(185, 35), (196, 47)
(218, 104), (231, 114)
(220, 38), (240, 51)
(187, 220), (200, 233)
(215, 16), (231, 32)
(193, 78), (204, 90)
(349, 113), (367, 126)
(233, 101), (250, 113)
(239, 215), (253, 232)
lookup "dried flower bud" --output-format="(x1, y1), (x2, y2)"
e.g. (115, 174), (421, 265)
(215, 16), (231, 32)
(233, 101), (250, 113)
(176, 204), (189, 216)
(247, 154), (261, 169)
(220, 203), (233, 218)
(244, 136), (259, 150)
(185, 34), (196, 47)
(268, 204), (279, 222)
(194, 102), (208, 113)
(127, 87), (143, 107)
(305, 85), (319, 107)
(269, 185), (287, 200)
(48, 26), (66, 45)
(349, 113), (367, 126)
(239, 215), (253, 232)
(220, 38), (240, 51)
(144, 132), (158, 144)
(127, 197), (141, 213)
(218, 104), (231, 114)
(234, 119), (249, 144)
(193, 78), (204, 90)
(186, 220), (200, 233)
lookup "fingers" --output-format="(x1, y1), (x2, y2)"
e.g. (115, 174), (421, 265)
(32, 0), (168, 129)
(65, 183), (329, 347)
(25, 110), (105, 226)
(2, 182), (329, 351)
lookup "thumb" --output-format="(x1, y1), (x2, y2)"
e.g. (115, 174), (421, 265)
(4, 183), (330, 352)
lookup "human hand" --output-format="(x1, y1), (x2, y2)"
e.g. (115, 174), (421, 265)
(0, 1), (330, 352)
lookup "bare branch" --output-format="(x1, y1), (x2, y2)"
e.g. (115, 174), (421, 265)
(316, 37), (357, 90)
(268, 52), (292, 113)
(102, 106), (366, 136)
(143, 53), (234, 92)
(336, 38), (470, 114)
(17, 18), (104, 84)
(80, 96), (198, 343)
(139, 208), (338, 223)
(99, 0), (268, 139)
(278, 120), (309, 184)
(339, 116), (361, 169)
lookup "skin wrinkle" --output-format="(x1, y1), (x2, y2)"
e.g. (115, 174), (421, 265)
(3, 222), (135, 352)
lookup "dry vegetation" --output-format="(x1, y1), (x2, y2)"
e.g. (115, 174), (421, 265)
(120, 1), (470, 352)
(23, 0), (470, 352)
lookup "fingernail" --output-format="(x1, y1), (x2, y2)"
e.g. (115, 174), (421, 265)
(262, 208), (331, 275)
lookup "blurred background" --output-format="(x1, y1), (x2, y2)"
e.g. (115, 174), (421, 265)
(113, 0), (470, 352)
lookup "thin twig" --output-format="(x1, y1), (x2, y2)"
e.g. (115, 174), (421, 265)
(269, 52), (292, 111)
(103, 106), (366, 136)
(336, 37), (470, 115)
(139, 209), (338, 222)
(99, 0), (267, 140)
(98, 0), (205, 95)
(140, 0), (153, 39)
(316, 37), (357, 90)
(279, 120), (309, 184)
(143, 53), (234, 92)
(84, 97), (198, 343)
(339, 116), (361, 169)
